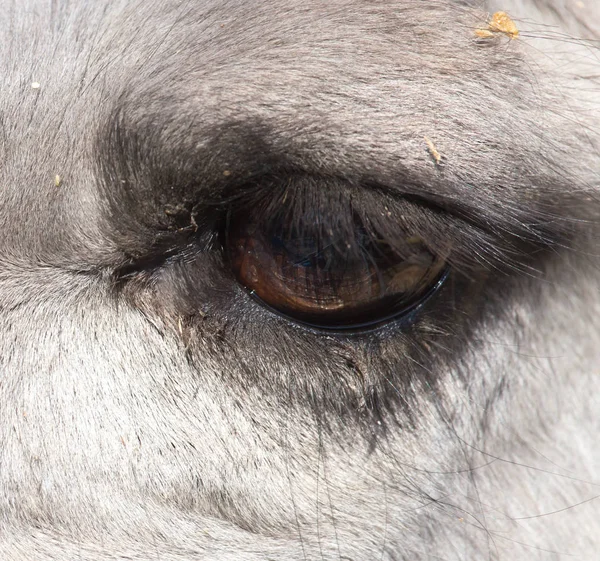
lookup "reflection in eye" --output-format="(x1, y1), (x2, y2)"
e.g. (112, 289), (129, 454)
(226, 206), (449, 331)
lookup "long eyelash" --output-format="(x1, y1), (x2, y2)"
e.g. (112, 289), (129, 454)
(220, 173), (541, 278)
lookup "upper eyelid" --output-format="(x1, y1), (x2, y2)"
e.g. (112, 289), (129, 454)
(101, 110), (568, 241)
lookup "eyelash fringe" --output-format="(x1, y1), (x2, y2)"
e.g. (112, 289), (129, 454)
(218, 173), (556, 279)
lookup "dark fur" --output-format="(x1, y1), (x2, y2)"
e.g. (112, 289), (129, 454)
(1, 1), (599, 559)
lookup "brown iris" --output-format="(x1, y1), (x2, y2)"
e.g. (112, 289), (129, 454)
(227, 211), (447, 330)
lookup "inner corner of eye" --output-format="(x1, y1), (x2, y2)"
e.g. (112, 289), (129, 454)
(223, 205), (448, 331)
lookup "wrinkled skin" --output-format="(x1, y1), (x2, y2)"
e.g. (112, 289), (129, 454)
(0, 1), (599, 560)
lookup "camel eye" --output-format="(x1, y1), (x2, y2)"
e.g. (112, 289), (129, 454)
(226, 207), (448, 331)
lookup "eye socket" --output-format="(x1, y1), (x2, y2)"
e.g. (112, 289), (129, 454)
(225, 203), (449, 331)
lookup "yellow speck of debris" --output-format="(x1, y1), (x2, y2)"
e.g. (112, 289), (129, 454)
(424, 136), (442, 165)
(223, 170), (231, 176)
(475, 11), (519, 40)
(54, 175), (62, 187)
(489, 11), (519, 38)
(31, 82), (41, 89)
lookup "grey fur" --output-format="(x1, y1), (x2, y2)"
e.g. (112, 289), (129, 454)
(0, 1), (599, 559)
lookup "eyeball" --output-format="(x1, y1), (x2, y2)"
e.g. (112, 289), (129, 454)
(226, 209), (448, 331)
